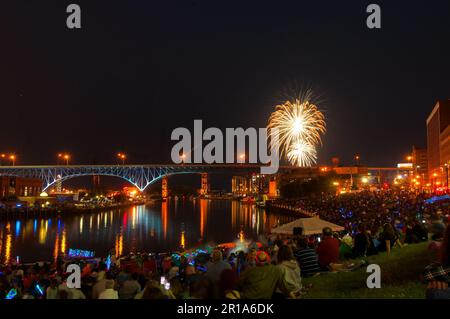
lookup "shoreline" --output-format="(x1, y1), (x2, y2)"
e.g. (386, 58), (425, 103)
(0, 201), (149, 219)
(265, 201), (315, 218)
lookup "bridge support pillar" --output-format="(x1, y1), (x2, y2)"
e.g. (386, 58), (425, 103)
(56, 174), (62, 193)
(200, 173), (209, 196)
(162, 176), (168, 199)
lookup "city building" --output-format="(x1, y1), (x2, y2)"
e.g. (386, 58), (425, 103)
(0, 176), (42, 198)
(426, 99), (450, 185)
(411, 145), (428, 181)
(231, 174), (270, 196)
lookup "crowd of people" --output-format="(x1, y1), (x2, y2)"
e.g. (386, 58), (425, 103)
(272, 190), (449, 242)
(1, 189), (450, 299)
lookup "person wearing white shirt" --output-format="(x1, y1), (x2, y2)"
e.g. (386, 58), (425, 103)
(99, 280), (118, 299)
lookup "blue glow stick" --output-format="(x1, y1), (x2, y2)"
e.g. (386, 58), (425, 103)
(5, 289), (17, 300)
(106, 255), (111, 270)
(36, 284), (44, 296)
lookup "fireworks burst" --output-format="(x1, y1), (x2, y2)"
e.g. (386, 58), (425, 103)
(287, 140), (317, 167)
(268, 94), (326, 167)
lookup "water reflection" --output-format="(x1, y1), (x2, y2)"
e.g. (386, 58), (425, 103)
(0, 199), (296, 264)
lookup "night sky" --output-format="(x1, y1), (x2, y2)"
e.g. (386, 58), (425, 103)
(1, 0), (450, 168)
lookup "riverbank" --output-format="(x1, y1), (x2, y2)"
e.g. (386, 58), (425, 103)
(265, 200), (316, 218)
(0, 200), (147, 219)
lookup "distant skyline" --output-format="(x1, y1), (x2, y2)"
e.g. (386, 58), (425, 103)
(1, 0), (450, 168)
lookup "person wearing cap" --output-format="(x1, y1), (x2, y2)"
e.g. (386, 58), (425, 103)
(237, 250), (289, 299)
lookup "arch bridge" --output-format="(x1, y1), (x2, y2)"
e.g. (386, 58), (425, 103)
(0, 164), (263, 192)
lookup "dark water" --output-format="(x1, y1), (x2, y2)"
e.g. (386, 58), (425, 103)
(0, 199), (295, 264)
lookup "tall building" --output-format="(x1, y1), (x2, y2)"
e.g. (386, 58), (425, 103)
(426, 99), (450, 184)
(411, 145), (428, 181)
(231, 174), (269, 196)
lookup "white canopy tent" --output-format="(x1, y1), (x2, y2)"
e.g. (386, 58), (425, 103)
(271, 217), (345, 236)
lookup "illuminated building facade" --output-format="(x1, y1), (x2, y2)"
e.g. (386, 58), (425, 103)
(231, 174), (269, 196)
(0, 176), (42, 198)
(426, 99), (450, 185)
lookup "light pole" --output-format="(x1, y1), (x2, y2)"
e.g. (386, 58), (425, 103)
(10, 155), (16, 166)
(64, 154), (70, 166)
(445, 163), (449, 189)
(58, 153), (70, 165)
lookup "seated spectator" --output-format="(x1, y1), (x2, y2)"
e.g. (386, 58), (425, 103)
(184, 265), (203, 290)
(276, 245), (301, 298)
(91, 272), (107, 299)
(316, 227), (340, 270)
(237, 251), (289, 299)
(189, 278), (213, 299)
(412, 220), (428, 242)
(205, 250), (231, 286)
(218, 268), (238, 298)
(294, 237), (321, 277)
(430, 215), (446, 241)
(142, 286), (169, 299)
(353, 224), (371, 257)
(424, 225), (450, 299)
(119, 272), (141, 299)
(46, 279), (59, 299)
(378, 223), (403, 255)
(99, 279), (118, 299)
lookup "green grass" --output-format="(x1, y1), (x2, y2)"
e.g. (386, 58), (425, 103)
(302, 242), (436, 299)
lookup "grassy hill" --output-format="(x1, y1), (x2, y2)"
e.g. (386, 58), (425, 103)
(302, 242), (436, 299)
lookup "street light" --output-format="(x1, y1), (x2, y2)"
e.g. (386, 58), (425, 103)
(239, 153), (245, 164)
(117, 153), (126, 165)
(58, 153), (70, 165)
(355, 154), (360, 166)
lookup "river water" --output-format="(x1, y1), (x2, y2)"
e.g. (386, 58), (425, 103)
(0, 199), (295, 264)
